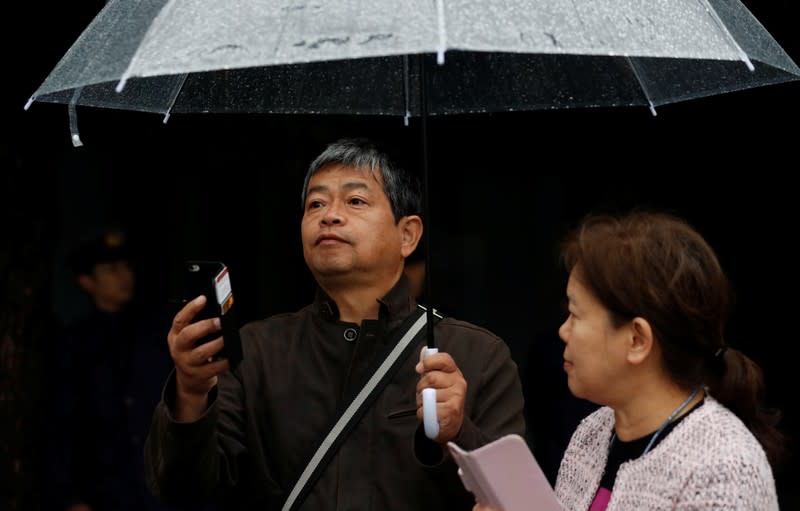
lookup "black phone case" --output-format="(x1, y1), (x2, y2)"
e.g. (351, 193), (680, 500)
(182, 260), (243, 369)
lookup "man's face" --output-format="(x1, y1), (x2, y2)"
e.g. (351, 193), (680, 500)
(301, 164), (405, 287)
(82, 260), (135, 311)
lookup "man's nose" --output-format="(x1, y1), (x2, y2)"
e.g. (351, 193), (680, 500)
(321, 202), (344, 225)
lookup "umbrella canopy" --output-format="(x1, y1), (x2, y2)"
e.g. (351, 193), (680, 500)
(27, 0), (800, 124)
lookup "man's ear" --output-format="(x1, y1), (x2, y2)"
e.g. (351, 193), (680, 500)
(77, 273), (95, 294)
(627, 317), (655, 365)
(399, 215), (423, 258)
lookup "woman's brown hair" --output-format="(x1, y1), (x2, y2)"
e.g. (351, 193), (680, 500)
(561, 210), (784, 470)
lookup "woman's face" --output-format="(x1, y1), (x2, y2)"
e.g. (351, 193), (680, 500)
(558, 269), (629, 405)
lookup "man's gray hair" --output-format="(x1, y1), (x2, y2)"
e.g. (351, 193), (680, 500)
(301, 138), (421, 222)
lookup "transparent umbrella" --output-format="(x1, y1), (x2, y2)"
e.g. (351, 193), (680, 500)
(26, 0), (800, 144)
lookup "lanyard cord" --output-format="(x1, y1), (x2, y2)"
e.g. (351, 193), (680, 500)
(609, 388), (701, 456)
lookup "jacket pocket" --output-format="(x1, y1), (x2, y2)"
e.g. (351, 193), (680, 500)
(387, 407), (417, 419)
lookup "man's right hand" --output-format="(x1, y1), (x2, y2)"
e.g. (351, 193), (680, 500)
(168, 295), (230, 422)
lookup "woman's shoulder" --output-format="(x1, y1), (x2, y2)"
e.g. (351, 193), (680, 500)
(577, 406), (615, 430)
(567, 406), (615, 447)
(678, 397), (770, 462)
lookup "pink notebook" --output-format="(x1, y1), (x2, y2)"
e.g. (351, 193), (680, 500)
(448, 434), (563, 511)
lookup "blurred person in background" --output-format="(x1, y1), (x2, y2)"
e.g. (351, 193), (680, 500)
(43, 228), (174, 511)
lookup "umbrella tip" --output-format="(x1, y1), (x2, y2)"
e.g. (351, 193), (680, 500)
(23, 97), (33, 111)
(115, 78), (128, 93)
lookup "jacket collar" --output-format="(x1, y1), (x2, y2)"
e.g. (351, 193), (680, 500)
(313, 273), (416, 326)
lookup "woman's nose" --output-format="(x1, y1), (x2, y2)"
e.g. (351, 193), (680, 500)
(558, 320), (569, 343)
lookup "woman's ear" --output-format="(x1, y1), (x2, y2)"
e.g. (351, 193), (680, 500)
(627, 317), (655, 365)
(399, 215), (423, 258)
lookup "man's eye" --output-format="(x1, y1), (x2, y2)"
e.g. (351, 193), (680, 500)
(308, 200), (322, 209)
(349, 197), (365, 205)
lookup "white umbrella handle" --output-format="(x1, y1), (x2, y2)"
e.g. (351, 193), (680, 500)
(422, 347), (439, 439)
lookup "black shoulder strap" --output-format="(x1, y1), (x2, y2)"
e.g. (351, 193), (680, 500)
(281, 305), (438, 511)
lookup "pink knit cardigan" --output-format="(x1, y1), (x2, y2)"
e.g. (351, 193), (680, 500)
(554, 397), (778, 510)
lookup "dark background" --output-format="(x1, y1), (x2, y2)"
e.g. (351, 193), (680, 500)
(4, 0), (800, 509)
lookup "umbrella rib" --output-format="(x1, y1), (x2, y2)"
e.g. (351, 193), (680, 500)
(403, 55), (411, 126)
(435, 0), (447, 65)
(696, 0), (754, 71)
(625, 57), (657, 117)
(68, 87), (84, 147)
(162, 73), (189, 123)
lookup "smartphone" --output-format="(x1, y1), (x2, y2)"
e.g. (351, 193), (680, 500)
(179, 260), (243, 370)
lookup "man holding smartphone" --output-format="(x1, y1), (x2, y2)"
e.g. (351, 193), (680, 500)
(144, 138), (526, 511)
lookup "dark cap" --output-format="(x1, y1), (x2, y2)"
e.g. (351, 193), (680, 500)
(68, 229), (131, 275)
